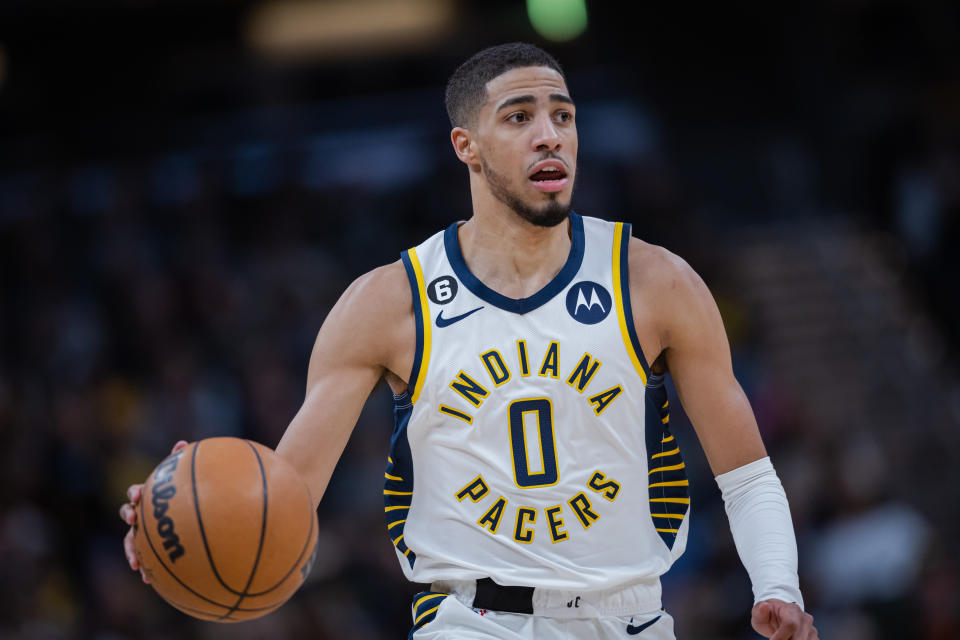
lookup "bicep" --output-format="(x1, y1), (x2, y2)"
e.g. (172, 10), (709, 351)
(276, 265), (410, 507)
(643, 252), (767, 475)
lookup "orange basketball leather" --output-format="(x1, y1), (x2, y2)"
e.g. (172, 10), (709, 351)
(134, 437), (318, 622)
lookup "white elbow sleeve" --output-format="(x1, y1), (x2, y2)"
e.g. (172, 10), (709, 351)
(715, 457), (804, 609)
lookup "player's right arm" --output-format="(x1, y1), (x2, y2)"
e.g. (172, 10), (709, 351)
(120, 260), (414, 576)
(275, 260), (414, 507)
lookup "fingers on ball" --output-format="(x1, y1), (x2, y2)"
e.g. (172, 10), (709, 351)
(124, 530), (140, 570)
(120, 503), (138, 525)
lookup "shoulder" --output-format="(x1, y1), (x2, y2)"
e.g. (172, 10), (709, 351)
(316, 260), (413, 365)
(626, 236), (708, 300)
(625, 236), (720, 348)
(341, 259), (412, 314)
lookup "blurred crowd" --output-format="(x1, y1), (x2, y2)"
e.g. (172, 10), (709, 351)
(1, 2), (959, 639)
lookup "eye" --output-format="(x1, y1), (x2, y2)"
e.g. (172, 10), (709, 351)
(555, 110), (573, 123)
(507, 112), (528, 124)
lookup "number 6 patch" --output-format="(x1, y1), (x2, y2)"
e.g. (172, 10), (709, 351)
(427, 275), (459, 305)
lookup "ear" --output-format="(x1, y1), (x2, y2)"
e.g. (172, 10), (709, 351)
(450, 127), (478, 166)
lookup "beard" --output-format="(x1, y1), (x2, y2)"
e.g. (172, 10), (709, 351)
(481, 158), (571, 228)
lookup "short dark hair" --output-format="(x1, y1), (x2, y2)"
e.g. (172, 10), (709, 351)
(444, 42), (565, 128)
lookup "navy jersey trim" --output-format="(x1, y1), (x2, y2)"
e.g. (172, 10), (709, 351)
(617, 222), (652, 380)
(408, 591), (447, 638)
(644, 375), (689, 549)
(401, 249), (428, 402)
(385, 392), (417, 568)
(443, 212), (585, 315)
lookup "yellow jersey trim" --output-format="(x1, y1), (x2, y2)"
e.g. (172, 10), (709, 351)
(408, 247), (431, 403)
(415, 604), (441, 624)
(612, 222), (648, 385)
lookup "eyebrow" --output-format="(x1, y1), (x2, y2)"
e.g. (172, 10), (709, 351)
(495, 93), (575, 113)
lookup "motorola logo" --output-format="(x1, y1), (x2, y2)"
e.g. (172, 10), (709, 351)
(565, 281), (612, 325)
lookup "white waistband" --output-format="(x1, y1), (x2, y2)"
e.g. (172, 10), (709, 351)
(430, 578), (662, 618)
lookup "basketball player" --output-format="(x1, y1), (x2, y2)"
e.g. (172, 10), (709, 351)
(121, 43), (817, 638)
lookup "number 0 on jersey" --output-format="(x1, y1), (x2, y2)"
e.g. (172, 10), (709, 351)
(508, 398), (559, 488)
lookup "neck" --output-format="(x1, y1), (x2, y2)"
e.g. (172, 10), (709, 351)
(458, 184), (572, 299)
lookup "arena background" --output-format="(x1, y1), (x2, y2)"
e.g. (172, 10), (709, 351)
(1, 1), (958, 638)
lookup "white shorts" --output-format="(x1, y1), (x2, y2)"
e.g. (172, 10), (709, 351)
(409, 580), (676, 639)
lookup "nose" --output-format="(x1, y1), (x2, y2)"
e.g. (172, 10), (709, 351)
(531, 116), (562, 152)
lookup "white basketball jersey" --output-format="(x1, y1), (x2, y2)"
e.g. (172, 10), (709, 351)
(383, 213), (690, 592)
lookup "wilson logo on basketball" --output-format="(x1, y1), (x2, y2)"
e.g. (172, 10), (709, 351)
(151, 451), (186, 562)
(134, 438), (319, 621)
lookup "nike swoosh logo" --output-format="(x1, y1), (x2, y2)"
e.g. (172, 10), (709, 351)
(435, 307), (483, 328)
(626, 615), (661, 635)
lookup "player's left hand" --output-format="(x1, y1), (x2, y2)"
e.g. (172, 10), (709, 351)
(751, 599), (817, 639)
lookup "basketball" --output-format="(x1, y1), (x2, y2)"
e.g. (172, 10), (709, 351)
(133, 437), (319, 622)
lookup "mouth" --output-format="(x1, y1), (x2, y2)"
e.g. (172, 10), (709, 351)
(528, 160), (569, 193)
